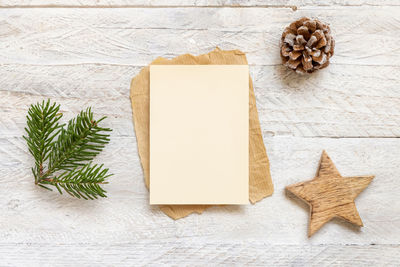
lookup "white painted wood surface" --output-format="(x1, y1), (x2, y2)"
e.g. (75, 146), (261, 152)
(0, 2), (399, 266)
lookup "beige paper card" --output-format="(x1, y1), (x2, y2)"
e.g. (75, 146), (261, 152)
(150, 65), (249, 205)
(130, 48), (273, 219)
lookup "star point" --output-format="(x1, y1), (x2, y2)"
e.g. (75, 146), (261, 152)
(316, 150), (341, 178)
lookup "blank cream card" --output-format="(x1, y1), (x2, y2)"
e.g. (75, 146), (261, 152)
(150, 65), (249, 205)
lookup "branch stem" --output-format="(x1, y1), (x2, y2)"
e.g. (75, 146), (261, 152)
(38, 120), (96, 182)
(41, 177), (107, 185)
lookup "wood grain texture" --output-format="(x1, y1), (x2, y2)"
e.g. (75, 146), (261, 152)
(1, 135), (400, 263)
(0, 243), (399, 266)
(0, 7), (399, 67)
(1, 2), (400, 265)
(1, 137), (399, 243)
(1, 0), (399, 7)
(286, 151), (374, 237)
(2, 63), (400, 138)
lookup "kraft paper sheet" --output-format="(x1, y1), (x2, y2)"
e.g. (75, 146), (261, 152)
(130, 48), (274, 219)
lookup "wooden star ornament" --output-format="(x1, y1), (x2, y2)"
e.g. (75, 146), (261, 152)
(286, 151), (374, 237)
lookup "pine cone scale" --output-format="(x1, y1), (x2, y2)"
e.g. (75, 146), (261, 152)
(290, 51), (302, 60)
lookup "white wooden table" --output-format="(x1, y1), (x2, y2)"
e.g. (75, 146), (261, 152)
(1, 1), (400, 266)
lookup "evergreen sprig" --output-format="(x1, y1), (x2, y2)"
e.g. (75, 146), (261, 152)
(23, 100), (112, 199)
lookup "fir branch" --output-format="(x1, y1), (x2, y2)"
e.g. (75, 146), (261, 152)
(23, 100), (112, 199)
(40, 163), (112, 200)
(23, 100), (63, 184)
(46, 107), (112, 176)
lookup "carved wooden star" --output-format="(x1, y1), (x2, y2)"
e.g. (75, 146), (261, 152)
(286, 151), (374, 237)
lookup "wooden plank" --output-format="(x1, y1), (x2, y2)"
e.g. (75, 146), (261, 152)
(1, 136), (399, 245)
(1, 0), (399, 8)
(2, 63), (400, 138)
(0, 7), (399, 66)
(0, 243), (398, 266)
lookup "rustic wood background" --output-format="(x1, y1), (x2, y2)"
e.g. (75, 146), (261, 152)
(1, 1), (399, 266)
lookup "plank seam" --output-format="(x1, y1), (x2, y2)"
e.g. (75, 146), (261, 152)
(1, 4), (399, 8)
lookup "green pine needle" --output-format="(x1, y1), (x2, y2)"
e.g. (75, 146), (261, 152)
(23, 100), (112, 199)
(41, 163), (112, 200)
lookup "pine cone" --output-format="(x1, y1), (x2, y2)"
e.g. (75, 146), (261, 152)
(280, 17), (335, 74)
